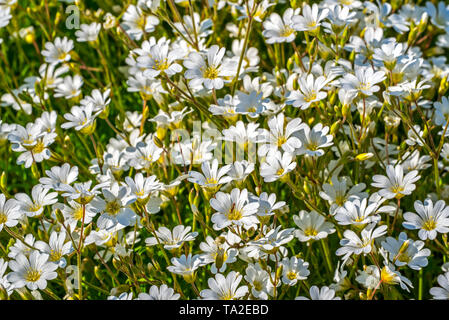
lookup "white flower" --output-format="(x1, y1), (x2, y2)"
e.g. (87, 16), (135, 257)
(75, 22), (101, 42)
(39, 163), (78, 191)
(200, 271), (248, 300)
(262, 8), (299, 44)
(286, 74), (329, 110)
(145, 225), (198, 250)
(167, 254), (202, 282)
(0, 258), (13, 297)
(403, 199), (449, 240)
(334, 194), (394, 226)
(137, 284), (180, 300)
(250, 192), (286, 217)
(336, 223), (387, 262)
(319, 176), (367, 214)
(199, 235), (238, 274)
(91, 183), (137, 229)
(35, 231), (72, 268)
(244, 263), (273, 300)
(210, 188), (259, 230)
(405, 125), (424, 146)
(227, 160), (254, 182)
(54, 75), (83, 100)
(122, 5), (159, 40)
(0, 7), (11, 28)
(61, 104), (99, 134)
(41, 37), (74, 64)
(59, 181), (106, 204)
(371, 164), (420, 199)
(295, 123), (333, 157)
(381, 232), (431, 270)
(53, 200), (97, 231)
(127, 141), (164, 170)
(323, 5), (357, 34)
(434, 96), (449, 126)
(260, 150), (296, 182)
(293, 210), (335, 242)
(38, 63), (69, 89)
(171, 138), (216, 166)
(184, 45), (236, 90)
(425, 1), (449, 29)
(138, 43), (183, 78)
(125, 173), (162, 200)
(36, 110), (58, 133)
(222, 120), (261, 145)
(173, 13), (213, 39)
(430, 272), (449, 300)
(247, 226), (294, 258)
(80, 88), (111, 114)
(126, 72), (167, 99)
(108, 292), (134, 300)
(0, 193), (21, 231)
(292, 4), (329, 33)
(355, 265), (380, 289)
(295, 286), (341, 300)
(188, 159), (232, 189)
(379, 261), (414, 292)
(281, 256), (310, 286)
(7, 250), (58, 290)
(258, 113), (305, 156)
(15, 184), (58, 217)
(8, 123), (56, 168)
(235, 91), (268, 118)
(84, 225), (124, 246)
(340, 66), (386, 97)
(150, 107), (193, 127)
(209, 94), (238, 117)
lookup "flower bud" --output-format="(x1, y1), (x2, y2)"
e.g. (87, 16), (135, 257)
(355, 153), (374, 161)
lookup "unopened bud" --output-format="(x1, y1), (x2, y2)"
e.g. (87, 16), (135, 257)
(330, 120), (341, 135)
(0, 171), (6, 190)
(355, 153), (374, 161)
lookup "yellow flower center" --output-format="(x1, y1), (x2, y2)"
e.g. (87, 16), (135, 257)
(206, 177), (218, 185)
(155, 59), (169, 71)
(422, 218), (437, 231)
(380, 267), (397, 285)
(396, 252), (411, 263)
(280, 26), (295, 38)
(221, 291), (234, 300)
(276, 168), (285, 176)
(0, 213), (7, 224)
(29, 204), (42, 212)
(306, 142), (318, 151)
(203, 65), (220, 79)
(277, 136), (287, 147)
(32, 140), (45, 154)
(72, 206), (84, 220)
(359, 82), (371, 91)
(105, 200), (122, 216)
(227, 207), (242, 221)
(253, 280), (263, 291)
(304, 91), (317, 102)
(287, 271), (297, 280)
(307, 21), (317, 30)
(25, 268), (42, 282)
(335, 195), (346, 206)
(304, 227), (318, 237)
(58, 51), (67, 61)
(50, 249), (63, 262)
(137, 15), (146, 29)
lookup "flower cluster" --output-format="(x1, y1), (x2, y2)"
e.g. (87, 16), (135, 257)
(1, 0), (449, 301)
